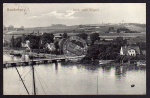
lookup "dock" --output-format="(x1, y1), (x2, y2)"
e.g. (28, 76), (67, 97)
(4, 50), (58, 57)
(3, 50), (86, 68)
(3, 50), (67, 68)
(3, 57), (66, 68)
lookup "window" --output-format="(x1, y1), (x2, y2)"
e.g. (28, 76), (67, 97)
(128, 49), (136, 56)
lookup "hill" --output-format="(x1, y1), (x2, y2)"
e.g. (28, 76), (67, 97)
(3, 23), (146, 35)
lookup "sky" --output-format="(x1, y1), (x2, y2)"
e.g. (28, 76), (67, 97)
(3, 3), (146, 28)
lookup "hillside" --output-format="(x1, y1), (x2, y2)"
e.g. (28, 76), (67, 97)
(24, 23), (146, 33)
(3, 23), (146, 35)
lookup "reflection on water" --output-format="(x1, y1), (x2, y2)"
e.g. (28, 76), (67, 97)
(102, 66), (111, 73)
(3, 55), (146, 95)
(3, 54), (22, 62)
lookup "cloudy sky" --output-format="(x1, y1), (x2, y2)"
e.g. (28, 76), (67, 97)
(3, 3), (146, 28)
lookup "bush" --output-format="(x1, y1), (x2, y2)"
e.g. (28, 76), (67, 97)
(76, 33), (88, 40)
(90, 33), (100, 45)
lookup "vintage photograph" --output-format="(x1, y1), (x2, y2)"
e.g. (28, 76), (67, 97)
(3, 3), (146, 95)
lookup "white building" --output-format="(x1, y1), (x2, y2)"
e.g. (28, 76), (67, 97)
(120, 46), (140, 57)
(21, 40), (31, 50)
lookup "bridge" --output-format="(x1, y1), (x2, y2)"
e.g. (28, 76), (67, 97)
(3, 57), (66, 68)
(3, 50), (62, 58)
(3, 50), (86, 68)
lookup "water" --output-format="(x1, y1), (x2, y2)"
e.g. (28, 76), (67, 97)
(3, 55), (146, 95)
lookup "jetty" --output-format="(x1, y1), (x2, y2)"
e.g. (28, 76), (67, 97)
(3, 57), (66, 68)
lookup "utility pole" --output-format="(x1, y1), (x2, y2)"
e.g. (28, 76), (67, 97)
(97, 76), (98, 95)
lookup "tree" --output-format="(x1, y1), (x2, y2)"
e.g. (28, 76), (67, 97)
(90, 33), (100, 45)
(108, 27), (114, 32)
(13, 36), (22, 48)
(62, 32), (68, 38)
(8, 25), (15, 30)
(41, 33), (54, 45)
(136, 42), (146, 50)
(21, 34), (26, 43)
(25, 35), (41, 49)
(54, 41), (59, 54)
(76, 33), (88, 40)
(115, 37), (126, 46)
(84, 45), (100, 60)
(29, 39), (40, 49)
(117, 29), (120, 33)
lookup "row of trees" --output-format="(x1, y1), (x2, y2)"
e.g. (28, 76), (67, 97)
(9, 32), (101, 55)
(11, 33), (55, 49)
(9, 32), (146, 62)
(3, 25), (24, 31)
(105, 27), (140, 33)
(83, 37), (146, 62)
(76, 33), (100, 45)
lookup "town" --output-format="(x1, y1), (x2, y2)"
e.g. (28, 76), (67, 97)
(3, 23), (146, 67)
(3, 3), (146, 95)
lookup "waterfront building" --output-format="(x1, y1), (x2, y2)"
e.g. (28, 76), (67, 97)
(21, 40), (31, 51)
(120, 46), (140, 56)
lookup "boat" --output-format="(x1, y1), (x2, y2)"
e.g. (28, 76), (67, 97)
(137, 60), (146, 67)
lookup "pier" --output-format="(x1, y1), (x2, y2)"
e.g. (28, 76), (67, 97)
(3, 50), (67, 68)
(3, 57), (66, 68)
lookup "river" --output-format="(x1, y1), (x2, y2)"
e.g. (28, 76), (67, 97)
(3, 54), (146, 95)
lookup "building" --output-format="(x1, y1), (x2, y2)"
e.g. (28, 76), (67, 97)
(45, 43), (56, 53)
(120, 46), (140, 56)
(21, 40), (31, 50)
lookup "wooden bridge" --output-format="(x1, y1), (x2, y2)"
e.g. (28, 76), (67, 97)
(3, 57), (66, 68)
(3, 50), (62, 58)
(3, 50), (85, 68)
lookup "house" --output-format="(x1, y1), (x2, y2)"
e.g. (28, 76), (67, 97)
(120, 46), (140, 56)
(45, 43), (56, 53)
(21, 40), (31, 50)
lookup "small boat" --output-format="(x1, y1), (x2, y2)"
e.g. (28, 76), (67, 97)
(137, 61), (146, 67)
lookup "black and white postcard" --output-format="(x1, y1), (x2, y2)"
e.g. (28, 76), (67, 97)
(3, 3), (146, 95)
